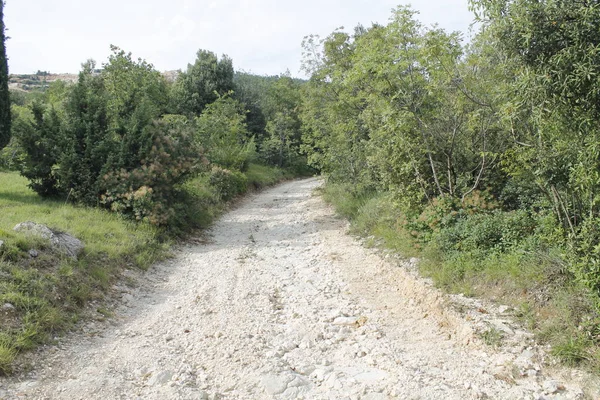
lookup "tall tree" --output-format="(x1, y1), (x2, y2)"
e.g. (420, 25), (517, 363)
(171, 50), (234, 116)
(0, 0), (10, 149)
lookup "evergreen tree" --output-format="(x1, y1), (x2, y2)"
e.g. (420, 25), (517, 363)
(0, 0), (10, 149)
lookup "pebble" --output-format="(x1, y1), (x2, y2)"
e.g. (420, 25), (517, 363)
(543, 380), (562, 394)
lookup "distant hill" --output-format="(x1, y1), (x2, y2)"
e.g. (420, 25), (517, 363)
(9, 70), (180, 92)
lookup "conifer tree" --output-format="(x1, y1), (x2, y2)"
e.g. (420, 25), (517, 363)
(0, 0), (10, 149)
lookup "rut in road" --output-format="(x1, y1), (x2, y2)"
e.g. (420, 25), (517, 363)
(1, 178), (595, 399)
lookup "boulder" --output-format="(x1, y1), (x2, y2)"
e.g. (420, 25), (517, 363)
(13, 221), (84, 259)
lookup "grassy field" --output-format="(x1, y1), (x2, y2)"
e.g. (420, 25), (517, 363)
(0, 172), (168, 373)
(0, 164), (295, 373)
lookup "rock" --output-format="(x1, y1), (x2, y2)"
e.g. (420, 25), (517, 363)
(148, 370), (173, 386)
(0, 240), (4, 250)
(353, 369), (388, 384)
(498, 305), (510, 314)
(2, 303), (15, 311)
(28, 249), (39, 258)
(542, 380), (562, 394)
(122, 293), (134, 303)
(261, 374), (292, 395)
(195, 391), (208, 400)
(14, 221), (84, 259)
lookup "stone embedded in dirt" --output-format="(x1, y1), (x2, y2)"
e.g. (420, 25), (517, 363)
(498, 305), (510, 314)
(13, 221), (84, 259)
(2, 303), (15, 311)
(543, 380), (563, 394)
(148, 370), (173, 386)
(28, 249), (39, 258)
(261, 374), (293, 395)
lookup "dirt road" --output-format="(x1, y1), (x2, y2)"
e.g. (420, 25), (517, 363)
(1, 178), (595, 399)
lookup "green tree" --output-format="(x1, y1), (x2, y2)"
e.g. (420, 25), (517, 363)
(260, 74), (303, 168)
(17, 48), (201, 225)
(195, 94), (255, 171)
(0, 0), (10, 149)
(172, 50), (234, 116)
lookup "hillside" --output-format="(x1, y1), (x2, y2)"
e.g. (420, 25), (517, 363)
(9, 70), (179, 92)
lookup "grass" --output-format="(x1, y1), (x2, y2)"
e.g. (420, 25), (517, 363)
(0, 172), (168, 374)
(0, 163), (293, 374)
(320, 181), (600, 373)
(245, 163), (294, 189)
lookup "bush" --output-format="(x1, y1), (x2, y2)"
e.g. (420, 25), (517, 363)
(431, 209), (536, 259)
(209, 166), (248, 201)
(100, 119), (203, 225)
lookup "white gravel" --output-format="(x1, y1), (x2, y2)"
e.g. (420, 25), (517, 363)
(1, 178), (598, 399)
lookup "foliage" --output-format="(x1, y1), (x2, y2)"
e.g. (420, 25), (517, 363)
(208, 165), (248, 201)
(14, 48), (202, 225)
(307, 3), (600, 370)
(232, 71), (275, 139)
(195, 95), (255, 171)
(172, 50), (234, 116)
(467, 0), (600, 295)
(100, 118), (203, 225)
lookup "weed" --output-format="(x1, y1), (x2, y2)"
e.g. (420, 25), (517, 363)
(480, 326), (504, 348)
(551, 337), (592, 367)
(0, 343), (15, 375)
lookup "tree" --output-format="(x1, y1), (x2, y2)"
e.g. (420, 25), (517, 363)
(171, 50), (234, 116)
(195, 94), (255, 171)
(260, 74), (303, 168)
(17, 48), (201, 225)
(0, 0), (10, 150)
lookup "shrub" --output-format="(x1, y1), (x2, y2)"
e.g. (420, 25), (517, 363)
(432, 209), (536, 258)
(100, 119), (203, 225)
(14, 49), (207, 226)
(208, 166), (248, 201)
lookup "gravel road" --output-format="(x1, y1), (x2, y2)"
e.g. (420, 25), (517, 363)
(1, 178), (597, 399)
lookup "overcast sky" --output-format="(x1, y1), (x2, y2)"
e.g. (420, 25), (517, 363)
(5, 0), (476, 77)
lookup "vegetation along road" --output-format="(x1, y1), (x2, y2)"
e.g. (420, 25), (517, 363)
(0, 178), (596, 399)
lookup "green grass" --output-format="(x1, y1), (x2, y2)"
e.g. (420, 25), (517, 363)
(0, 163), (293, 373)
(0, 172), (168, 373)
(245, 163), (295, 189)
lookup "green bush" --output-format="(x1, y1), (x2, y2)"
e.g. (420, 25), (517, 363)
(209, 166), (248, 201)
(195, 96), (256, 172)
(432, 209), (536, 258)
(100, 119), (202, 226)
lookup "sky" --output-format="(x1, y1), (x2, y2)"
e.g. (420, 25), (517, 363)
(5, 0), (476, 77)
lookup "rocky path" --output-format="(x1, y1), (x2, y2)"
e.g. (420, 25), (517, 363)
(1, 178), (597, 399)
